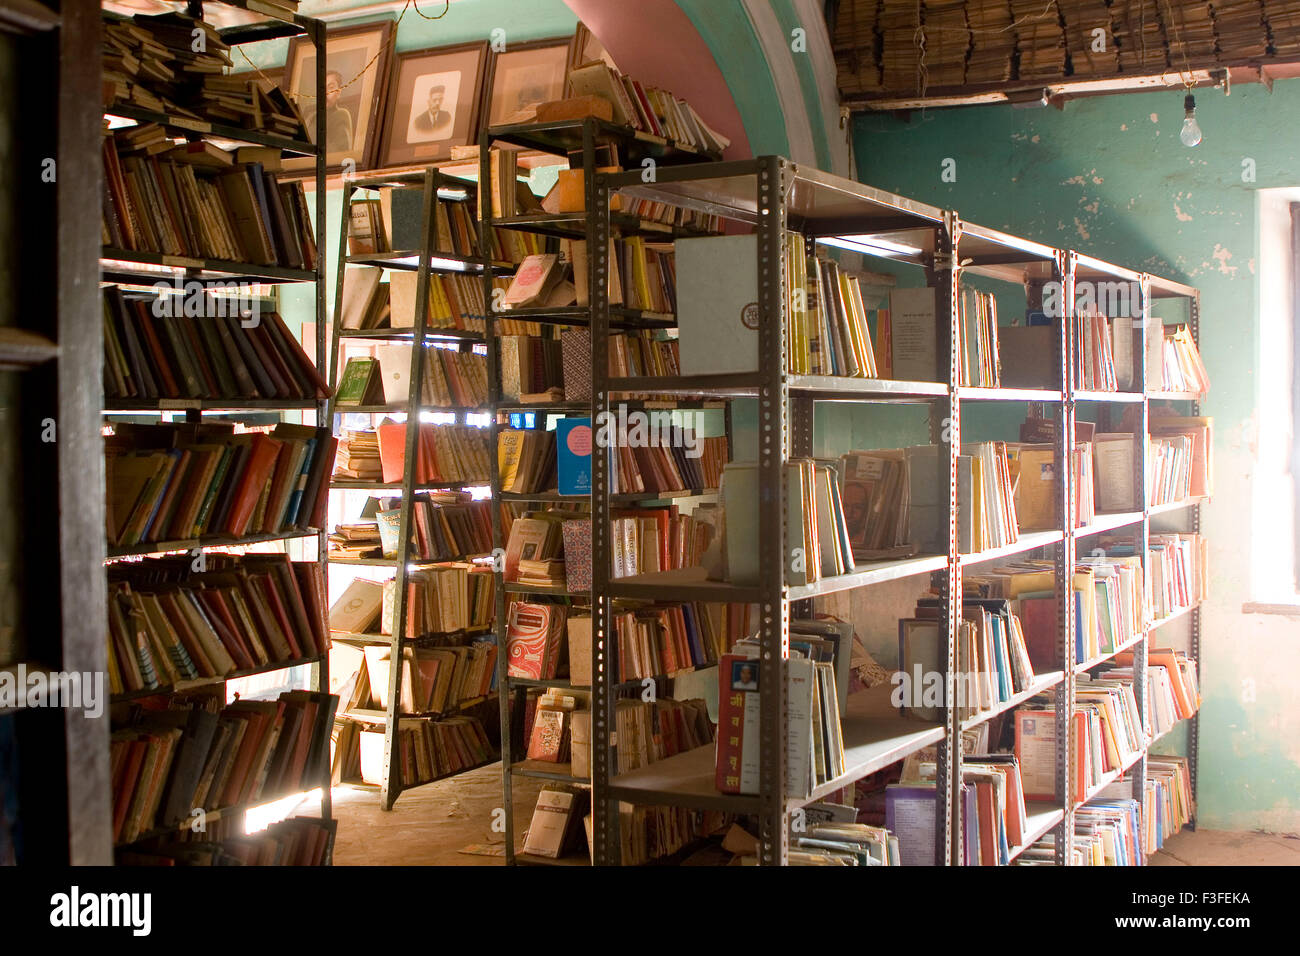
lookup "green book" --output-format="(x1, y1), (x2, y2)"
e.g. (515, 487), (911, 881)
(337, 357), (381, 406)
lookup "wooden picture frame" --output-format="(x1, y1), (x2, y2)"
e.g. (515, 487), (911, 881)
(378, 42), (489, 168)
(484, 36), (572, 129)
(284, 21), (395, 171)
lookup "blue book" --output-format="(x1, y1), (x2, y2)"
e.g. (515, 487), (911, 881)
(556, 417), (592, 496)
(1075, 591), (1085, 663)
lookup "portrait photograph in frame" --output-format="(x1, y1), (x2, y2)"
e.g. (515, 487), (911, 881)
(484, 37), (572, 128)
(379, 42), (488, 167)
(283, 21), (394, 171)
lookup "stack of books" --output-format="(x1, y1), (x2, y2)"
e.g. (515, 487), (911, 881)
(1148, 414), (1212, 505)
(1110, 0), (1171, 71)
(1073, 799), (1142, 865)
(502, 511), (566, 584)
(1060, 0), (1120, 75)
(961, 755), (1030, 865)
(1144, 755), (1194, 851)
(103, 289), (328, 402)
(611, 507), (715, 579)
(611, 602), (722, 681)
(103, 12), (309, 141)
(103, 131), (316, 268)
(346, 640), (496, 715)
(110, 689), (337, 845)
(336, 714), (494, 787)
(1148, 532), (1208, 619)
(1211, 0), (1269, 59)
(1012, 0), (1068, 77)
(105, 421), (335, 548)
(327, 521), (381, 559)
(333, 428), (382, 481)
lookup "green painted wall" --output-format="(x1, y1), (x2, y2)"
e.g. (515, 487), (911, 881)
(850, 82), (1300, 833)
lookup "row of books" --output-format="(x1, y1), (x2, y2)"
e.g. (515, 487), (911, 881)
(530, 328), (683, 404)
(1070, 757), (1194, 865)
(716, 630), (850, 799)
(611, 431), (727, 495)
(333, 714), (494, 788)
(339, 421), (492, 485)
(1148, 532), (1208, 619)
(111, 689), (337, 845)
(1149, 416), (1214, 505)
(345, 640), (497, 716)
(612, 508), (715, 580)
(611, 602), (722, 682)
(524, 689), (581, 764)
(613, 696), (714, 774)
(958, 290), (1001, 387)
(1155, 325), (1210, 394)
(1076, 312), (1120, 392)
(107, 555), (325, 694)
(567, 60), (730, 154)
(339, 267), (530, 334)
(327, 565), (495, 638)
(103, 289), (328, 402)
(103, 129), (316, 269)
(962, 755), (1030, 865)
(785, 237), (880, 378)
(897, 595), (1038, 722)
(338, 347), (488, 409)
(328, 493), (491, 562)
(501, 334), (562, 401)
(120, 817), (334, 866)
(348, 190), (545, 265)
(106, 421), (335, 548)
(508, 238), (676, 314)
(104, 13), (307, 141)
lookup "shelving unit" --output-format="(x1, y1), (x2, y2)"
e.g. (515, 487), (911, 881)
(581, 156), (1206, 865)
(479, 117), (725, 865)
(326, 168), (501, 810)
(99, 0), (334, 862)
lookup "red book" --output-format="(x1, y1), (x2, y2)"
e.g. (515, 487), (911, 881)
(376, 422), (407, 484)
(1015, 595), (1059, 671)
(715, 653), (760, 794)
(223, 433), (282, 536)
(257, 573), (302, 659)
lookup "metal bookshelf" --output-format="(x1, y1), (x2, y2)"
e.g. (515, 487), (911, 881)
(98, 0), (334, 863)
(480, 117), (725, 865)
(582, 156), (1206, 866)
(326, 168), (499, 810)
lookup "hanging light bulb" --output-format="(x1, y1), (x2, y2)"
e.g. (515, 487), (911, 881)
(1180, 93), (1203, 147)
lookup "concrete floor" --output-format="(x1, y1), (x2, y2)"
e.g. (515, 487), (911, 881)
(328, 763), (1300, 865)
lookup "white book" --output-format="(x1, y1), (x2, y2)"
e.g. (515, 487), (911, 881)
(675, 234), (758, 375)
(890, 287), (938, 382)
(786, 656), (817, 799)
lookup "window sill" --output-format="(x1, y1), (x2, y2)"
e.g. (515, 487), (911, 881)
(1242, 601), (1300, 617)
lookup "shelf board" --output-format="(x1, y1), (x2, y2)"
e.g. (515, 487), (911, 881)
(960, 530), (1064, 567)
(957, 386), (1064, 402)
(344, 694), (491, 722)
(1147, 390), (1205, 402)
(607, 745), (762, 812)
(487, 118), (719, 166)
(329, 480), (488, 492)
(337, 328), (485, 343)
(326, 553), (491, 568)
(104, 397), (319, 413)
(104, 102), (319, 157)
(789, 375), (948, 400)
(492, 304), (676, 330)
(345, 251), (511, 275)
(607, 373), (764, 397)
(1148, 497), (1206, 517)
(1077, 745), (1145, 807)
(1149, 601), (1198, 631)
(788, 553), (948, 600)
(106, 527), (321, 560)
(607, 566), (761, 603)
(1075, 510), (1144, 537)
(334, 403), (490, 416)
(114, 781), (325, 849)
(492, 211), (714, 241)
(509, 760), (588, 784)
(1005, 802), (1066, 863)
(503, 487), (718, 504)
(1074, 390), (1145, 403)
(503, 582), (587, 598)
(102, 247), (318, 285)
(328, 625), (493, 647)
(959, 670), (1066, 732)
(390, 758), (501, 796)
(1074, 632), (1146, 675)
(111, 654), (323, 703)
(0, 327), (57, 371)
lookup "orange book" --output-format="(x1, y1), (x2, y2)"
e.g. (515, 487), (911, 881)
(1073, 710), (1090, 805)
(975, 779), (998, 866)
(1148, 649), (1197, 717)
(224, 433), (283, 536)
(376, 422), (408, 484)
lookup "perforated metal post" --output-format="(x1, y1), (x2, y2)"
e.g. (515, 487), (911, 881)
(591, 154), (618, 866)
(756, 156), (790, 865)
(1187, 291), (1202, 826)
(1056, 250), (1077, 864)
(1133, 277), (1152, 815)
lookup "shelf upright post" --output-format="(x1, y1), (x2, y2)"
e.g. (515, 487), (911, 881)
(1133, 276), (1153, 823)
(1057, 250), (1078, 863)
(310, 15), (332, 851)
(592, 145), (619, 866)
(791, 242), (816, 623)
(481, 128), (517, 862)
(379, 169), (440, 810)
(1187, 290), (1202, 826)
(932, 212), (961, 865)
(755, 156), (790, 865)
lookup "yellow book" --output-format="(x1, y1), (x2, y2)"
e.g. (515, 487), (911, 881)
(498, 429), (523, 490)
(970, 453), (984, 552)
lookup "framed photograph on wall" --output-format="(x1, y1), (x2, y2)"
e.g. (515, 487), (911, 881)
(378, 42), (488, 167)
(485, 37), (572, 128)
(284, 22), (394, 170)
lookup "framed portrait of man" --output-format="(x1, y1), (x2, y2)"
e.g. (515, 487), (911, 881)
(378, 42), (488, 168)
(484, 37), (571, 128)
(284, 22), (394, 171)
